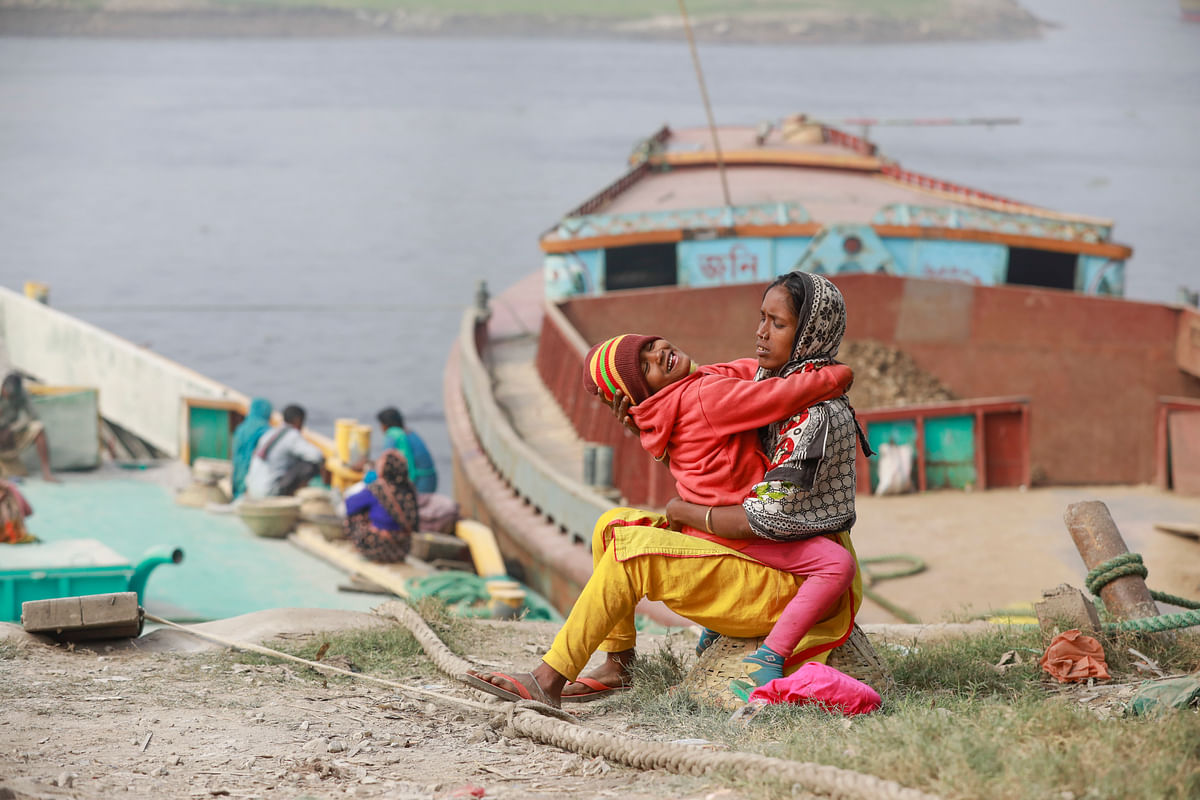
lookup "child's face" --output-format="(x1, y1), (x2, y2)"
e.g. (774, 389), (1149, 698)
(639, 338), (693, 394)
(756, 285), (799, 370)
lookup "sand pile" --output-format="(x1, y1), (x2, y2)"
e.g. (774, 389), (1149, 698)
(841, 339), (956, 410)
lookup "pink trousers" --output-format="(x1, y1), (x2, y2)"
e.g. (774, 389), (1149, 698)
(733, 533), (857, 656)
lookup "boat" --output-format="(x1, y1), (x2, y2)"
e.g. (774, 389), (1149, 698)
(445, 115), (1200, 619)
(0, 284), (535, 624)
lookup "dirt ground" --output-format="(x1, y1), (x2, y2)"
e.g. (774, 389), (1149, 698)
(1, 609), (728, 800)
(4, 484), (1198, 800)
(849, 484), (1200, 625)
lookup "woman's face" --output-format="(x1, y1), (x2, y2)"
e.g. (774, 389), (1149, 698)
(756, 285), (799, 370)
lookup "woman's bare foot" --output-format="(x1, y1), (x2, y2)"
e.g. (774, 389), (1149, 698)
(561, 648), (636, 699)
(465, 662), (567, 708)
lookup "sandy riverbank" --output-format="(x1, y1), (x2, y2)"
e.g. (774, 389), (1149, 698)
(0, 0), (1044, 42)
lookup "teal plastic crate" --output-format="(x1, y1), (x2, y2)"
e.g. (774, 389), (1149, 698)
(0, 539), (182, 623)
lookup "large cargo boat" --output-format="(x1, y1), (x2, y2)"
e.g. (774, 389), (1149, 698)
(445, 116), (1200, 619)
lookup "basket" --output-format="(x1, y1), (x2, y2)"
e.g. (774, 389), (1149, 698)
(176, 483), (230, 508)
(237, 497), (301, 538)
(298, 513), (345, 541)
(680, 635), (764, 710)
(827, 624), (895, 693)
(680, 625), (894, 710)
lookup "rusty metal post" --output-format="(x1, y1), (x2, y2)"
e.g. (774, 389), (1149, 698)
(1063, 501), (1159, 621)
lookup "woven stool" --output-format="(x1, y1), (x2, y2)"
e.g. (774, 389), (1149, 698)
(680, 635), (764, 710)
(827, 624), (895, 693)
(680, 625), (894, 710)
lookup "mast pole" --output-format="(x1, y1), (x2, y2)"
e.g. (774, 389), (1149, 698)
(677, 0), (733, 210)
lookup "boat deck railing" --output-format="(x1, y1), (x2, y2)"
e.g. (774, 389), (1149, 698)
(456, 307), (611, 544)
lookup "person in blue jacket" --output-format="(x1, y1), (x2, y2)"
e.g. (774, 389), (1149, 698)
(375, 407), (437, 494)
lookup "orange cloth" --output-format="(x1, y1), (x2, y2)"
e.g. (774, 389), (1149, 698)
(1039, 629), (1110, 682)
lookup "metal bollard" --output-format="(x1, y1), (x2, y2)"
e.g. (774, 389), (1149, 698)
(592, 445), (614, 490)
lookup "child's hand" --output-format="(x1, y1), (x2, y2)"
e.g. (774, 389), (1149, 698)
(606, 390), (640, 436)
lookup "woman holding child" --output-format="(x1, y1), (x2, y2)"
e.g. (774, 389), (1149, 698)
(466, 272), (868, 707)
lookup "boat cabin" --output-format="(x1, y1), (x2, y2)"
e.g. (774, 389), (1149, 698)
(541, 117), (1131, 300)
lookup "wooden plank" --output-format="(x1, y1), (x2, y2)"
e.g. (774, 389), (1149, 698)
(286, 527), (433, 599)
(22, 592), (141, 638)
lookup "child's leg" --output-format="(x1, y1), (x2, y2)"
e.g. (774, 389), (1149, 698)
(734, 534), (856, 684)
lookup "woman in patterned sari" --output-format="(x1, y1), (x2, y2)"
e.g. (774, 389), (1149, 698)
(343, 450), (419, 562)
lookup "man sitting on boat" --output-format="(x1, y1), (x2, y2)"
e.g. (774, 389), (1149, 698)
(0, 373), (58, 483)
(243, 404), (326, 498)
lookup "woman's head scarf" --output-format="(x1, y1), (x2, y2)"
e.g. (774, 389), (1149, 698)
(745, 272), (868, 540)
(754, 272), (846, 382)
(231, 397), (273, 498)
(368, 450), (419, 533)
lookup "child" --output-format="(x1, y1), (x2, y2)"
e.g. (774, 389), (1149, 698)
(583, 274), (861, 689)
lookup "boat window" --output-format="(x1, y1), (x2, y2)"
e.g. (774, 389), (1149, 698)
(1005, 247), (1077, 291)
(604, 244), (678, 291)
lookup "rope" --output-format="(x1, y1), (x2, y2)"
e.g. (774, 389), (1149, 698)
(1081, 553), (1200, 633)
(145, 604), (941, 799)
(860, 554), (926, 624)
(676, 0), (732, 209)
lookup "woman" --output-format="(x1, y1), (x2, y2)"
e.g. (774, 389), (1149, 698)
(230, 397), (273, 499)
(466, 272), (866, 707)
(343, 450), (419, 563)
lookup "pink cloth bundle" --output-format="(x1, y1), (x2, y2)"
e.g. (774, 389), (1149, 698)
(749, 661), (882, 715)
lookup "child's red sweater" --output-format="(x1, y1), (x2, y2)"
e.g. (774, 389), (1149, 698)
(631, 358), (851, 507)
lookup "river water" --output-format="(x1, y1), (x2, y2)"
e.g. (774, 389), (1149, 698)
(1, 0), (1197, 486)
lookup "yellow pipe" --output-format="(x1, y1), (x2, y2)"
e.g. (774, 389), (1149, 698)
(352, 424), (372, 465)
(334, 418), (356, 464)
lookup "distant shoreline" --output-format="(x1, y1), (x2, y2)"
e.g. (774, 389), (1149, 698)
(0, 1), (1044, 43)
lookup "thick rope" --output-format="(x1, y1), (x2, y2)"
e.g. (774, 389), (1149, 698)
(1081, 554), (1200, 633)
(145, 604), (940, 800)
(372, 601), (940, 800)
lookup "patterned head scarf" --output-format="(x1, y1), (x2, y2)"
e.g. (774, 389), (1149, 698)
(369, 450), (419, 533)
(754, 272), (846, 382)
(744, 272), (866, 541)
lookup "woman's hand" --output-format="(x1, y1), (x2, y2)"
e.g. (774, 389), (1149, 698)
(664, 497), (687, 531)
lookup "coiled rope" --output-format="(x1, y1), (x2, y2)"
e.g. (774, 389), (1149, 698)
(860, 554), (926, 624)
(1083, 553), (1200, 633)
(146, 604), (941, 799)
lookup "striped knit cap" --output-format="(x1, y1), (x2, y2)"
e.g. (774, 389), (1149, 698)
(582, 334), (660, 405)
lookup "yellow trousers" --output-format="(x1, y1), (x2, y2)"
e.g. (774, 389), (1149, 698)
(543, 507), (862, 681)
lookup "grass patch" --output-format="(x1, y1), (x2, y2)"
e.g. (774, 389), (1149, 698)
(883, 625), (1045, 699)
(226, 597), (470, 686)
(621, 628), (1200, 800)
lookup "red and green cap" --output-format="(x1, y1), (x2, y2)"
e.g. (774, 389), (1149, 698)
(582, 334), (660, 405)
